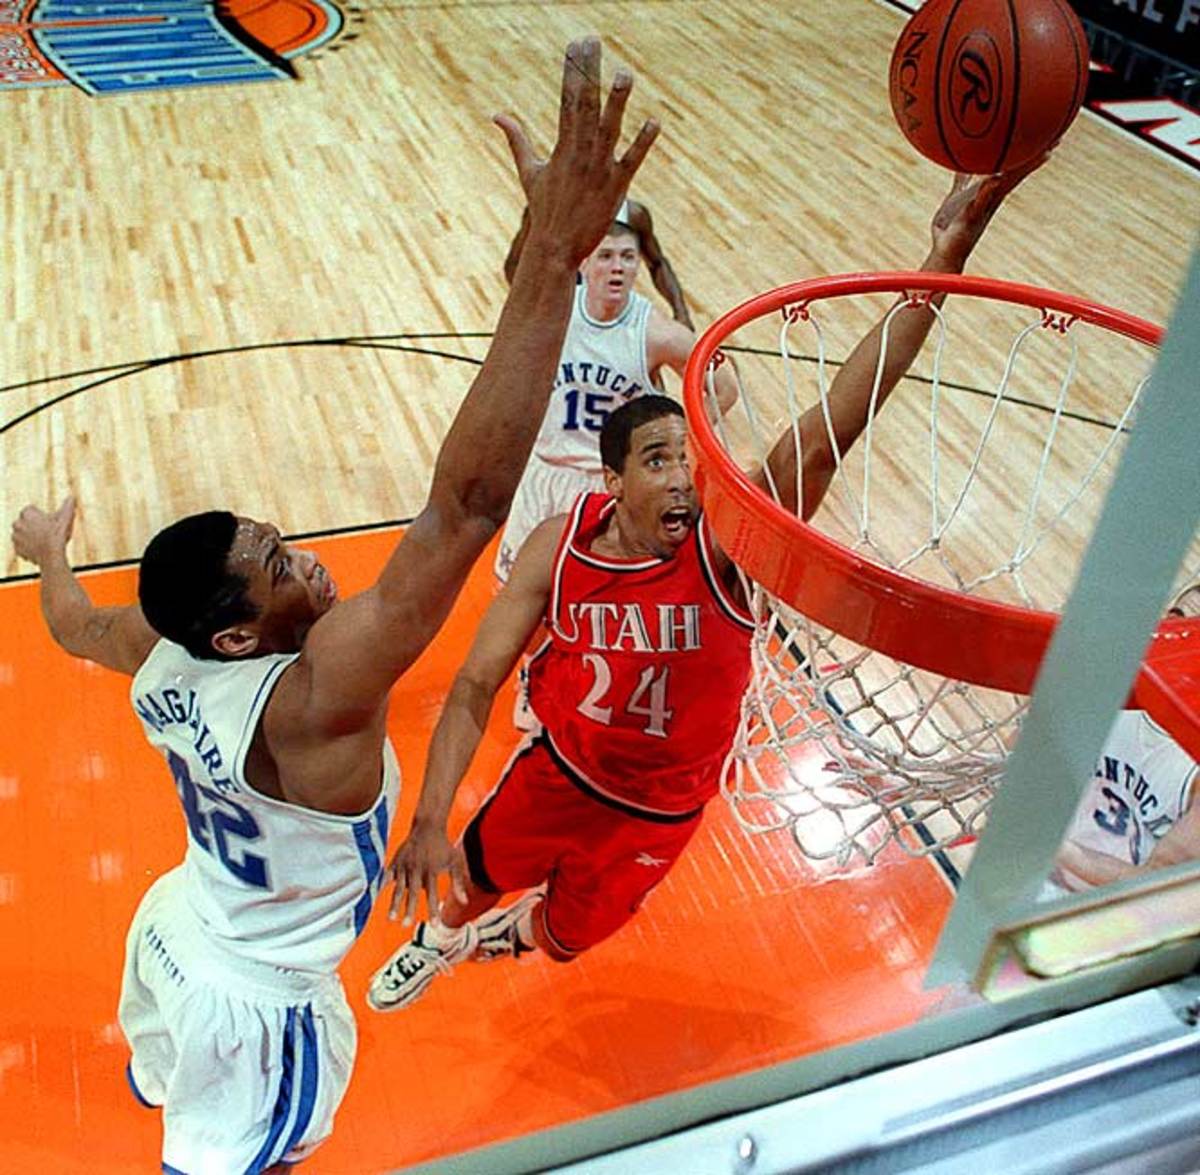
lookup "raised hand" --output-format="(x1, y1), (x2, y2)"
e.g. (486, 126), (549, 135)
(494, 36), (659, 270)
(929, 154), (1047, 271)
(386, 823), (470, 926)
(12, 496), (76, 567)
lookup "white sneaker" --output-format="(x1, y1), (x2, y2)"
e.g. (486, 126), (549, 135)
(1169, 580), (1200, 618)
(366, 921), (478, 1012)
(471, 891), (543, 962)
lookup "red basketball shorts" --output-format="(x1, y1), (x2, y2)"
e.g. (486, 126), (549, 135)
(462, 736), (705, 953)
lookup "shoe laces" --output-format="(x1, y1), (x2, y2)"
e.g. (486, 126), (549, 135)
(378, 934), (453, 991)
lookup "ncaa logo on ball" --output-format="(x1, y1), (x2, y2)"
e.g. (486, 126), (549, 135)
(948, 32), (1002, 139)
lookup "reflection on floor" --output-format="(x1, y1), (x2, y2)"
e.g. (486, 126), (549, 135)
(0, 527), (955, 1173)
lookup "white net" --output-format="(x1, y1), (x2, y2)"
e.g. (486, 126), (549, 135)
(702, 282), (1186, 867)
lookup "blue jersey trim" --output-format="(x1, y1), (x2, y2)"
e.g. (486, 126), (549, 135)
(373, 798), (390, 856)
(352, 818), (382, 936)
(163, 1164), (189, 1174)
(247, 1006), (297, 1173)
(279, 1005), (320, 1161)
(126, 1061), (158, 1109)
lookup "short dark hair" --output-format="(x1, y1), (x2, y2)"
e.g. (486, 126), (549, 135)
(600, 395), (684, 474)
(138, 511), (259, 659)
(606, 220), (638, 242)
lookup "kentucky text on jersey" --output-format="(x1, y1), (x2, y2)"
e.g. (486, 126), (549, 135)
(562, 601), (702, 652)
(135, 686), (233, 791)
(553, 360), (644, 399)
(24, 0), (287, 95)
(1097, 751), (1162, 820)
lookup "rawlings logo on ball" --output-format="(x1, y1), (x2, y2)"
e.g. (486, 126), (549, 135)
(950, 35), (1001, 139)
(889, 0), (1090, 174)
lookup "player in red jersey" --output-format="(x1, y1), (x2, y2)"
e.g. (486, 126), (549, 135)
(367, 161), (1045, 1010)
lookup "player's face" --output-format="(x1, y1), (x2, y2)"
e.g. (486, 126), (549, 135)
(581, 231), (641, 312)
(607, 416), (698, 557)
(223, 518), (338, 652)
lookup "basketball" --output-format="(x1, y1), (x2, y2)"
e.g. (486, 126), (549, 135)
(888, 0), (1090, 173)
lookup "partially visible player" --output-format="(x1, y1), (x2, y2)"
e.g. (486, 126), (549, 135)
(9, 39), (658, 1173)
(367, 163), (1044, 1011)
(494, 218), (738, 582)
(505, 195), (693, 328)
(1048, 584), (1200, 892)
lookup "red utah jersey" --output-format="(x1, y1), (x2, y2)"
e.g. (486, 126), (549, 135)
(527, 493), (754, 816)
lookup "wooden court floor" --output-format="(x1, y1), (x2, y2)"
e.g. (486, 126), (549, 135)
(2, 0), (1197, 1170)
(0, 528), (954, 1173)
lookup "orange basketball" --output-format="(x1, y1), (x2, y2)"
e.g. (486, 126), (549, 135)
(888, 0), (1090, 173)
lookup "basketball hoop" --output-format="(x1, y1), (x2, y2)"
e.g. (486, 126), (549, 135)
(684, 272), (1200, 866)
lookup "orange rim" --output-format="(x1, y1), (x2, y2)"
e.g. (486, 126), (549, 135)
(683, 271), (1196, 703)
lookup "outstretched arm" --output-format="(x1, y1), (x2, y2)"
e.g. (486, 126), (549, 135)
(503, 207), (532, 286)
(761, 160), (1044, 521)
(11, 497), (157, 676)
(294, 39), (659, 732)
(628, 201), (692, 329)
(386, 519), (562, 924)
(647, 311), (738, 416)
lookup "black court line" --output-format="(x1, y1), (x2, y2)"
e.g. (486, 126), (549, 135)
(0, 515), (416, 588)
(720, 344), (1126, 433)
(1, 332), (1124, 439)
(0, 332), (493, 397)
(0, 337), (488, 437)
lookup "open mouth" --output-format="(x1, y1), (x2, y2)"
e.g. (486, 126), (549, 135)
(661, 507), (693, 540)
(318, 569), (337, 606)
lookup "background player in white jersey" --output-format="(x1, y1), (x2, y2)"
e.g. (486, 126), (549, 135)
(1048, 584), (1200, 892)
(506, 195), (694, 328)
(367, 162), (1043, 1011)
(494, 219), (739, 582)
(9, 39), (658, 1174)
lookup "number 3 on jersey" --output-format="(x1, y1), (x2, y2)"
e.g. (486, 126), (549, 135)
(577, 652), (673, 738)
(167, 751), (270, 889)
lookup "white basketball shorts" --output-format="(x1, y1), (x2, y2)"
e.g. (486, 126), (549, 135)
(119, 868), (356, 1174)
(495, 457), (604, 582)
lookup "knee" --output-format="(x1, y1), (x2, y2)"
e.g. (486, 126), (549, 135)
(530, 906), (584, 963)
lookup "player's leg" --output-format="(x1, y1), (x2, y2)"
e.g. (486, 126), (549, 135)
(368, 737), (564, 1011)
(118, 891), (177, 1111)
(535, 802), (705, 961)
(117, 873), (188, 1113)
(120, 870), (355, 1170)
(161, 977), (355, 1173)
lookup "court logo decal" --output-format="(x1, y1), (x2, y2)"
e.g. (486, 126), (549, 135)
(1, 0), (355, 95)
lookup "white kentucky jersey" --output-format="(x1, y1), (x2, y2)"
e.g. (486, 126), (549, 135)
(532, 282), (654, 472)
(130, 640), (400, 975)
(1066, 710), (1198, 867)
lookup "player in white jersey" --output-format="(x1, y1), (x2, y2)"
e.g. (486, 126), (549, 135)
(1048, 584), (1200, 892)
(10, 39), (659, 1173)
(506, 195), (694, 328)
(494, 220), (738, 581)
